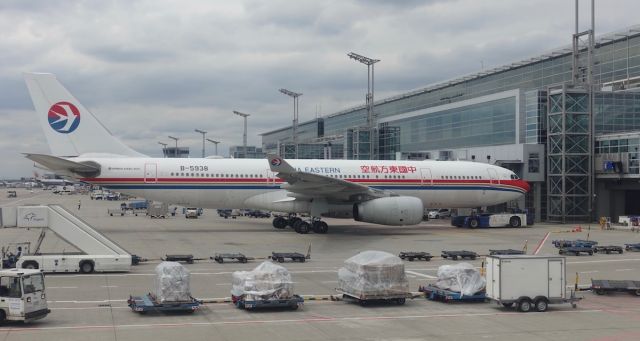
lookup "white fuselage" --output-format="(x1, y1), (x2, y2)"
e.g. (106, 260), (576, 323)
(76, 157), (528, 214)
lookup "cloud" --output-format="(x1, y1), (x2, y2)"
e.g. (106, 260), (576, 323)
(0, 0), (639, 178)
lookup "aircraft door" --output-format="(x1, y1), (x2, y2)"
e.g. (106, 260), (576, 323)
(144, 163), (157, 183)
(420, 168), (433, 185)
(265, 169), (278, 187)
(487, 168), (499, 185)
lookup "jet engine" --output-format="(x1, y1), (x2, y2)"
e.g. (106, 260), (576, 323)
(353, 196), (423, 226)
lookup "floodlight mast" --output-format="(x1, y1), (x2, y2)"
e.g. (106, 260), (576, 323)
(167, 136), (179, 158)
(279, 88), (303, 158)
(233, 111), (250, 158)
(158, 142), (168, 158)
(348, 52), (380, 159)
(194, 129), (207, 158)
(206, 138), (220, 156)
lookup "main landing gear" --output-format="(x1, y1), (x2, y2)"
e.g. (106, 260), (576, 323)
(272, 216), (329, 234)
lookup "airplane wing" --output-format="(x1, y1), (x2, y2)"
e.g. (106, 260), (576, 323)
(267, 154), (388, 202)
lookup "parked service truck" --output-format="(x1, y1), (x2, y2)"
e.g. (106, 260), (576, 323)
(0, 268), (50, 323)
(485, 255), (580, 312)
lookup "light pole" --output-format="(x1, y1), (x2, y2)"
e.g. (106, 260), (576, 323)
(206, 138), (220, 156)
(279, 88), (302, 158)
(194, 129), (207, 158)
(348, 52), (380, 159)
(233, 111), (250, 158)
(168, 136), (179, 158)
(158, 142), (168, 158)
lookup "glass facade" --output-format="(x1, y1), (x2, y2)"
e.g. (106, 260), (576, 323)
(382, 97), (516, 151)
(596, 134), (640, 175)
(525, 90), (547, 144)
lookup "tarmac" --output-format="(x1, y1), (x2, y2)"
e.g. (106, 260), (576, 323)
(1, 188), (640, 341)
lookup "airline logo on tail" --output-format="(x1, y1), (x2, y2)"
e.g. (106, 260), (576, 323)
(48, 101), (80, 134)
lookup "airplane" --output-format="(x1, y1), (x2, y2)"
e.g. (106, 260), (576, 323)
(32, 171), (74, 187)
(23, 72), (530, 234)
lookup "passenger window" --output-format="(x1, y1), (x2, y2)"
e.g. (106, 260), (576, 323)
(0, 276), (21, 298)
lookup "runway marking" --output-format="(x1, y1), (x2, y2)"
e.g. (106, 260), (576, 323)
(0, 309), (612, 332)
(406, 271), (437, 279)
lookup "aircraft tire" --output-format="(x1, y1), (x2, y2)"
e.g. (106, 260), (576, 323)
(297, 221), (310, 234)
(273, 217), (287, 229)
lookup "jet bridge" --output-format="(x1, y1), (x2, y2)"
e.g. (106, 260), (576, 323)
(2, 205), (131, 273)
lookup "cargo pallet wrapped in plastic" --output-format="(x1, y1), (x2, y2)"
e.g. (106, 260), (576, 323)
(154, 261), (192, 303)
(434, 263), (485, 296)
(231, 261), (294, 301)
(338, 250), (409, 300)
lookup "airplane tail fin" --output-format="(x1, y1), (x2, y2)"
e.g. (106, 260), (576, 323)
(23, 73), (146, 157)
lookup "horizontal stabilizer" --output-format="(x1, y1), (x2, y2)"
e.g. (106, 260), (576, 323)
(24, 153), (100, 177)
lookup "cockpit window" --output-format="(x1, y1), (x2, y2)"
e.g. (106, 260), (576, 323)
(510, 174), (519, 180)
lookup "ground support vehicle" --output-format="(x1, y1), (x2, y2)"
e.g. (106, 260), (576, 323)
(127, 294), (201, 314)
(441, 250), (478, 260)
(7, 191), (16, 198)
(418, 285), (486, 303)
(10, 205), (132, 273)
(593, 245), (624, 254)
(107, 208), (140, 216)
(271, 252), (306, 263)
(489, 249), (525, 256)
(337, 289), (410, 305)
(232, 294), (304, 310)
(486, 255), (581, 312)
(452, 212), (528, 228)
(0, 268), (50, 323)
(591, 279), (640, 296)
(147, 202), (168, 218)
(558, 247), (594, 256)
(162, 254), (195, 264)
(624, 243), (640, 252)
(212, 253), (250, 263)
(398, 252), (432, 261)
(247, 210), (271, 218)
(552, 239), (598, 248)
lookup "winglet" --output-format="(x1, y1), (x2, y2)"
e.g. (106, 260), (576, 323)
(267, 154), (296, 174)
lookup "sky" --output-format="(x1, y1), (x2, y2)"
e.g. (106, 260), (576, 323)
(1, 0), (639, 178)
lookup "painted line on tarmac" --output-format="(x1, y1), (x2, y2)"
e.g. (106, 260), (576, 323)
(48, 270), (339, 278)
(579, 271), (599, 274)
(406, 271), (437, 279)
(0, 309), (610, 332)
(615, 268), (634, 271)
(47, 287), (78, 289)
(568, 258), (640, 264)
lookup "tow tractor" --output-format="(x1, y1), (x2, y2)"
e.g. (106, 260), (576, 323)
(452, 210), (531, 228)
(0, 268), (50, 323)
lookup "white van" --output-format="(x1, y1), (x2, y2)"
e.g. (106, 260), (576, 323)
(0, 268), (50, 322)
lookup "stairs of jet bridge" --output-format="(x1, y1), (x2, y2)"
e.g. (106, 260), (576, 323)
(46, 204), (130, 256)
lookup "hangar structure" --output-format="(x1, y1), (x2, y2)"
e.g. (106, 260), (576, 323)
(262, 24), (640, 223)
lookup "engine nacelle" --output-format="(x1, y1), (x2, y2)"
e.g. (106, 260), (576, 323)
(353, 196), (424, 226)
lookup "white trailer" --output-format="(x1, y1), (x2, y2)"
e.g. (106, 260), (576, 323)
(485, 255), (580, 312)
(10, 205), (131, 273)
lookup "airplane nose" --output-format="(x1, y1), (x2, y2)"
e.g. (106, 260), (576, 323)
(517, 180), (530, 193)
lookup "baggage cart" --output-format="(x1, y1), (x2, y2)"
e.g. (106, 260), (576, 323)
(558, 247), (593, 256)
(233, 294), (304, 310)
(593, 245), (624, 254)
(271, 252), (306, 263)
(418, 284), (486, 303)
(337, 289), (411, 305)
(624, 243), (640, 252)
(441, 250), (478, 260)
(163, 254), (195, 264)
(127, 293), (201, 314)
(212, 253), (251, 263)
(398, 252), (432, 261)
(591, 279), (640, 296)
(552, 239), (598, 248)
(489, 249), (525, 255)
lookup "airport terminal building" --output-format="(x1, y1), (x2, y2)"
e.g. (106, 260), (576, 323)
(261, 25), (640, 223)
